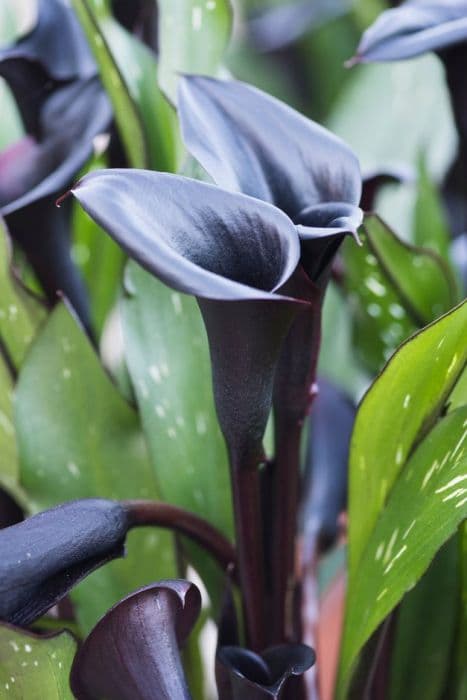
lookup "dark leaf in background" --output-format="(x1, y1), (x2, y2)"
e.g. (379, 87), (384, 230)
(67, 168), (305, 464)
(300, 378), (355, 551)
(351, 0), (467, 64)
(70, 580), (201, 700)
(247, 0), (352, 54)
(216, 644), (315, 699)
(0, 499), (129, 626)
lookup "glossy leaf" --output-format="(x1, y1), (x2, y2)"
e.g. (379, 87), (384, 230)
(122, 262), (233, 608)
(178, 75), (362, 226)
(0, 499), (128, 626)
(339, 405), (467, 695)
(348, 300), (467, 577)
(15, 303), (175, 631)
(389, 540), (459, 700)
(343, 214), (458, 372)
(72, 0), (176, 171)
(0, 352), (24, 505)
(338, 300), (467, 695)
(0, 218), (45, 369)
(216, 644), (315, 699)
(0, 624), (76, 700)
(71, 580), (201, 700)
(352, 1), (467, 64)
(158, 0), (232, 103)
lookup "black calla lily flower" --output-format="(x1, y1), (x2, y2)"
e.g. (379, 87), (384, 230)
(178, 74), (362, 642)
(350, 0), (467, 235)
(64, 167), (310, 649)
(216, 644), (315, 699)
(70, 580), (201, 700)
(0, 0), (112, 333)
(0, 497), (235, 628)
(0, 499), (129, 626)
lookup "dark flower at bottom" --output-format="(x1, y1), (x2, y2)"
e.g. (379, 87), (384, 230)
(70, 580), (201, 700)
(216, 644), (315, 699)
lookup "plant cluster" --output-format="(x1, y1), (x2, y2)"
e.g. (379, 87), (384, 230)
(0, 0), (465, 699)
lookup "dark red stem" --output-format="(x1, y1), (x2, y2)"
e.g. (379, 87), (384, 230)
(123, 500), (236, 577)
(230, 453), (267, 652)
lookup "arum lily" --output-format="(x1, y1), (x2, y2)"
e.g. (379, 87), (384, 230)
(216, 644), (315, 699)
(350, 0), (467, 234)
(63, 169), (307, 649)
(0, 498), (235, 626)
(178, 75), (362, 642)
(0, 0), (111, 333)
(70, 580), (201, 700)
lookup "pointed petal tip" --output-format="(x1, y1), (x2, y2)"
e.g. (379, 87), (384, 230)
(344, 54), (361, 69)
(55, 189), (72, 208)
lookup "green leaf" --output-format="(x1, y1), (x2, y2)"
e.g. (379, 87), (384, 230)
(0, 219), (45, 370)
(413, 155), (452, 261)
(338, 301), (467, 696)
(121, 263), (233, 609)
(318, 281), (369, 400)
(0, 624), (76, 700)
(344, 214), (458, 372)
(329, 55), (456, 181)
(339, 405), (467, 696)
(0, 354), (25, 505)
(456, 522), (467, 699)
(158, 0), (232, 104)
(15, 303), (175, 632)
(71, 154), (125, 336)
(389, 539), (459, 700)
(72, 0), (176, 171)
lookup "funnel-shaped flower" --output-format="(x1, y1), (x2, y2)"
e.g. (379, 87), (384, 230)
(216, 644), (315, 699)
(0, 0), (111, 332)
(65, 167), (308, 649)
(66, 169), (305, 465)
(178, 75), (362, 643)
(0, 499), (129, 626)
(70, 580), (201, 700)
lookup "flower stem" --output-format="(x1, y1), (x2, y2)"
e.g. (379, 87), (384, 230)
(230, 455), (266, 652)
(123, 500), (236, 576)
